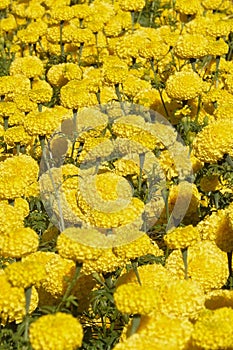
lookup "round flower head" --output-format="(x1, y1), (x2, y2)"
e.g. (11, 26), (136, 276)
(10, 56), (44, 78)
(174, 33), (209, 59)
(114, 283), (160, 315)
(29, 79), (53, 104)
(5, 260), (47, 289)
(0, 227), (39, 259)
(116, 262), (174, 289)
(0, 200), (27, 235)
(166, 240), (229, 292)
(0, 0), (10, 10)
(4, 125), (32, 147)
(118, 0), (145, 11)
(0, 155), (39, 199)
(40, 253), (76, 298)
(197, 209), (233, 252)
(133, 314), (193, 350)
(192, 120), (233, 163)
(102, 56), (129, 84)
(29, 312), (83, 350)
(165, 71), (204, 100)
(175, 0), (202, 14)
(164, 225), (200, 250)
(191, 308), (233, 350)
(0, 274), (38, 326)
(0, 75), (30, 99)
(23, 107), (63, 136)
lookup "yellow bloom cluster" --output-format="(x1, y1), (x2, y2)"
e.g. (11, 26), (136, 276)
(29, 312), (83, 350)
(1, 0), (233, 349)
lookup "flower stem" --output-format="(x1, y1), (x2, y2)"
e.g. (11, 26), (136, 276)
(181, 247), (188, 280)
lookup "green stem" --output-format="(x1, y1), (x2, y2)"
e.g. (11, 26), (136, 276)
(60, 20), (64, 57)
(23, 286), (32, 346)
(131, 11), (135, 33)
(3, 116), (8, 130)
(56, 262), (82, 312)
(181, 247), (188, 280)
(129, 314), (141, 336)
(131, 260), (142, 285)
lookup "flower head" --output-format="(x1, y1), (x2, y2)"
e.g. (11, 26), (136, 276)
(29, 312), (83, 350)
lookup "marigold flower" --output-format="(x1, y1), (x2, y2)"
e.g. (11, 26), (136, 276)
(191, 308), (233, 349)
(29, 79), (53, 104)
(175, 0), (202, 14)
(165, 71), (204, 100)
(102, 56), (129, 84)
(23, 108), (63, 136)
(158, 279), (205, 319)
(118, 0), (145, 12)
(0, 227), (39, 259)
(192, 120), (233, 163)
(166, 240), (229, 292)
(0, 74), (30, 99)
(0, 274), (38, 325)
(0, 0), (10, 10)
(10, 56), (44, 78)
(114, 283), (160, 315)
(164, 225), (200, 250)
(0, 155), (39, 199)
(174, 33), (209, 59)
(0, 14), (17, 32)
(57, 228), (103, 262)
(197, 209), (233, 252)
(116, 262), (174, 289)
(0, 200), (26, 235)
(5, 260), (47, 289)
(41, 253), (76, 298)
(29, 312), (83, 350)
(4, 125), (32, 147)
(134, 314), (193, 350)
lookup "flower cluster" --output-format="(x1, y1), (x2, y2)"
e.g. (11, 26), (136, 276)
(1, 0), (233, 349)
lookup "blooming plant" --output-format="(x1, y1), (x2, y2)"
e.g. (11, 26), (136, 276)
(1, 0), (233, 349)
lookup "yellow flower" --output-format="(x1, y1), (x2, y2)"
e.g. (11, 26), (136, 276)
(166, 240), (229, 292)
(0, 200), (26, 235)
(158, 279), (205, 319)
(192, 120), (233, 163)
(118, 0), (145, 12)
(10, 56), (44, 78)
(57, 228), (103, 262)
(175, 0), (202, 14)
(0, 14), (17, 32)
(29, 312), (83, 350)
(41, 253), (76, 298)
(0, 74), (30, 99)
(50, 5), (74, 22)
(0, 155), (39, 199)
(164, 225), (200, 250)
(29, 79), (53, 104)
(0, 274), (38, 325)
(116, 262), (174, 289)
(199, 174), (222, 192)
(114, 283), (160, 315)
(131, 314), (193, 350)
(4, 125), (32, 147)
(165, 71), (204, 100)
(191, 308), (233, 350)
(0, 227), (39, 259)
(0, 0), (10, 10)
(102, 55), (129, 84)
(5, 260), (47, 289)
(23, 108), (62, 136)
(60, 80), (98, 109)
(174, 33), (209, 59)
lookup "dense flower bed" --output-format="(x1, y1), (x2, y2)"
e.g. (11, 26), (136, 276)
(1, 0), (233, 349)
